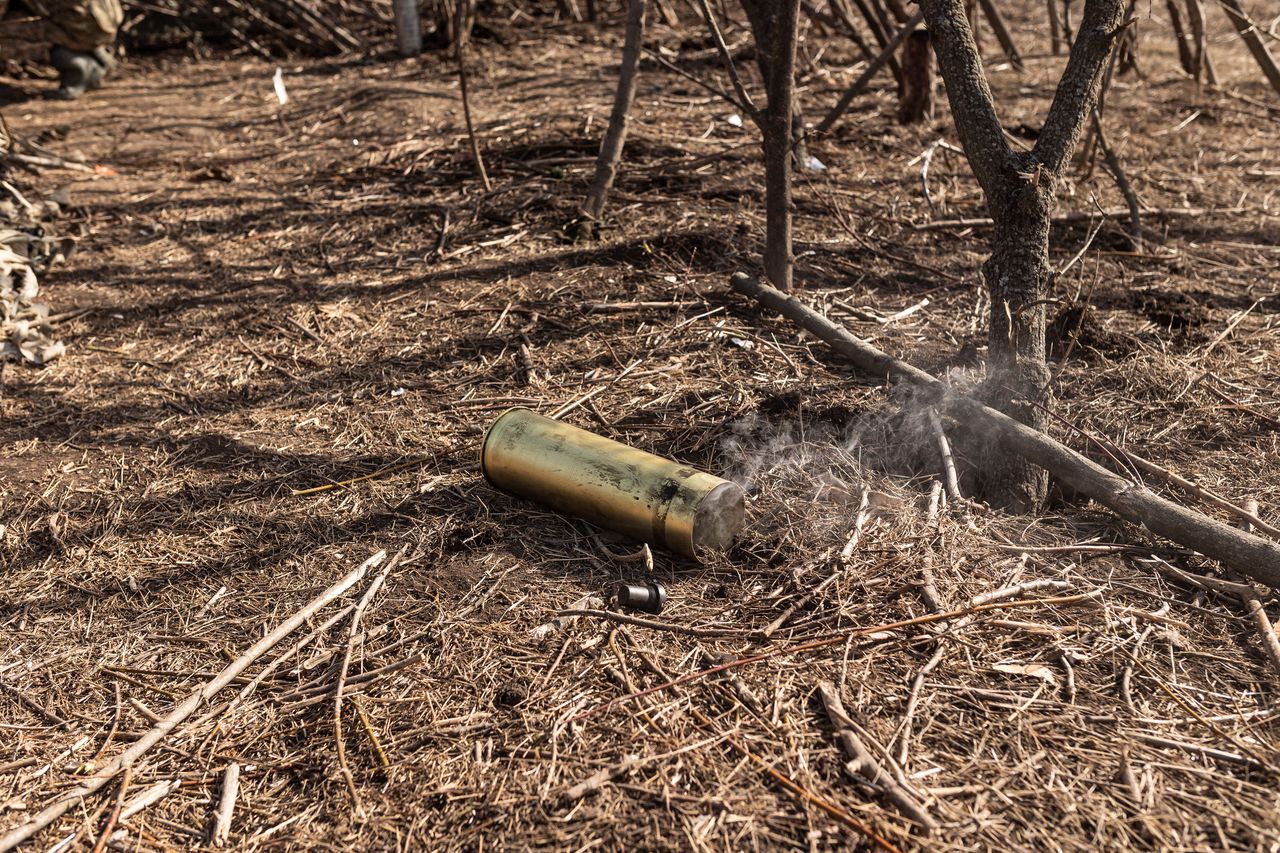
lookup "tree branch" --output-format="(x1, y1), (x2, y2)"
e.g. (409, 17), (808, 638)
(1033, 0), (1127, 176)
(919, 0), (1013, 198)
(697, 0), (761, 124)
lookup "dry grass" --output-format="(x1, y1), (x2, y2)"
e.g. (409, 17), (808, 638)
(1, 4), (1279, 850)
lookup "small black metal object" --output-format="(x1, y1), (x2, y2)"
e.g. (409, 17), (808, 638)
(616, 581), (667, 614)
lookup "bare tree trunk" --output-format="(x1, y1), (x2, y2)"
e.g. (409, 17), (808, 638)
(921, 0), (1126, 511)
(976, 0), (1024, 69)
(1048, 0), (1064, 54)
(393, 0), (422, 55)
(578, 0), (647, 238)
(1167, 0), (1196, 75)
(741, 0), (802, 292)
(1217, 0), (1280, 96)
(1185, 0), (1218, 83)
(817, 8), (923, 133)
(898, 27), (935, 123)
(456, 0), (490, 191)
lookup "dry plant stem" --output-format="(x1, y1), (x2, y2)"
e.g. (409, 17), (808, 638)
(696, 0), (758, 122)
(335, 558), (395, 820)
(559, 608), (745, 638)
(1216, 0), (1280, 96)
(0, 550), (387, 853)
(211, 762), (240, 847)
(685, 704), (903, 852)
(816, 681), (938, 832)
(1090, 107), (1141, 249)
(581, 0), (647, 226)
(1229, 502), (1280, 680)
(89, 767), (131, 853)
(928, 408), (961, 503)
(895, 644), (945, 766)
(729, 273), (1280, 591)
(817, 9), (924, 134)
(455, 0), (491, 193)
(572, 590), (1102, 721)
(914, 205), (1231, 230)
(1082, 432), (1280, 539)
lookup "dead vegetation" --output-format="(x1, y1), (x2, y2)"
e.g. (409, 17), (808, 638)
(1, 1), (1279, 850)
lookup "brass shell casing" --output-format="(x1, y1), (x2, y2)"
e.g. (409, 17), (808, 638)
(481, 408), (745, 559)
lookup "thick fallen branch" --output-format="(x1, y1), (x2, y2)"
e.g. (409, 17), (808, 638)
(0, 551), (387, 852)
(729, 273), (1280, 591)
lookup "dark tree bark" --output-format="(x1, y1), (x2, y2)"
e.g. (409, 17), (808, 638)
(897, 28), (935, 124)
(920, 0), (1126, 511)
(578, 0), (647, 239)
(739, 0), (802, 292)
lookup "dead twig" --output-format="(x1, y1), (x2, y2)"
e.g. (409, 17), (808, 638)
(817, 681), (938, 832)
(0, 551), (387, 852)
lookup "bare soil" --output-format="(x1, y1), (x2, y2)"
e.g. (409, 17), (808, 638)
(1, 8), (1278, 851)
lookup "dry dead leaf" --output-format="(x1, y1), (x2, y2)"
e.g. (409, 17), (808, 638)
(993, 662), (1058, 684)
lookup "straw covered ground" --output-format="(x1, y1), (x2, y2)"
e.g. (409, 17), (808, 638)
(1, 5), (1279, 850)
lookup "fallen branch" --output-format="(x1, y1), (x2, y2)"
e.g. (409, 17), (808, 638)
(0, 551), (387, 852)
(211, 762), (240, 846)
(1230, 502), (1280, 680)
(729, 273), (1280, 591)
(817, 681), (938, 832)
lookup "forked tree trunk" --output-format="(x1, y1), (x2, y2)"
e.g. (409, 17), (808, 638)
(578, 0), (647, 238)
(921, 0), (1125, 511)
(740, 0), (802, 291)
(898, 28), (935, 124)
(1217, 0), (1280, 96)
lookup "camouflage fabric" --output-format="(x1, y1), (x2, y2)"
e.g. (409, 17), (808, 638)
(17, 0), (123, 51)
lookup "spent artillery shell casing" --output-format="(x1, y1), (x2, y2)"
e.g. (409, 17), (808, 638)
(481, 408), (745, 559)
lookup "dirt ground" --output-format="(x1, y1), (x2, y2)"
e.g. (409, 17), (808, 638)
(1, 6), (1279, 851)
